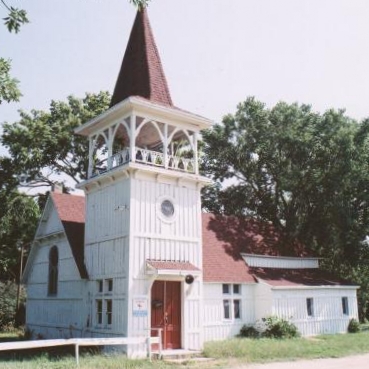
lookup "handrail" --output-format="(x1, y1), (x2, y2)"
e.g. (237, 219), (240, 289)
(90, 147), (195, 178)
(0, 335), (158, 365)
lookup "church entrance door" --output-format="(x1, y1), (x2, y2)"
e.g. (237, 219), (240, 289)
(151, 280), (181, 349)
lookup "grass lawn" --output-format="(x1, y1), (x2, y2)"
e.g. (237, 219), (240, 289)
(1, 331), (369, 368)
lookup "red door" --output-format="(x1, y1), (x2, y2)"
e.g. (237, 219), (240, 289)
(151, 281), (181, 349)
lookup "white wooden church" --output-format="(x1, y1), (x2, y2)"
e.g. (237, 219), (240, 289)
(22, 8), (358, 355)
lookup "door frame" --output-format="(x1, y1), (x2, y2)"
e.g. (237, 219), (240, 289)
(150, 278), (183, 350)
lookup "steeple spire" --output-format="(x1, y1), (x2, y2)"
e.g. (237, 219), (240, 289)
(110, 8), (173, 108)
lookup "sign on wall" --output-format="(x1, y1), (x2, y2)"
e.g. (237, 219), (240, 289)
(133, 297), (148, 317)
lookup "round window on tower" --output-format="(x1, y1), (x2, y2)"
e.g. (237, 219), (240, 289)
(157, 196), (176, 223)
(161, 199), (174, 218)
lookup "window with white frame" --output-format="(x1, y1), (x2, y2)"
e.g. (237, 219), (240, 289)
(306, 297), (314, 317)
(342, 297), (349, 315)
(95, 279), (114, 327)
(222, 284), (241, 320)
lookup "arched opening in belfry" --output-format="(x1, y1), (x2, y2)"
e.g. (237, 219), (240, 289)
(168, 129), (195, 173)
(92, 132), (109, 176)
(135, 119), (164, 166)
(111, 120), (130, 168)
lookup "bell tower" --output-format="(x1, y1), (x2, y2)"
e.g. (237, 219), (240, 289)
(76, 8), (212, 351)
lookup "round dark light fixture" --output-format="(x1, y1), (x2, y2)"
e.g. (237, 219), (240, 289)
(185, 274), (194, 284)
(161, 199), (175, 217)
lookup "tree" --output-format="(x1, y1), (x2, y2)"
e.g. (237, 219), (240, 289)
(202, 97), (369, 318)
(1, 0), (29, 103)
(1, 91), (111, 191)
(0, 58), (21, 103)
(0, 191), (40, 280)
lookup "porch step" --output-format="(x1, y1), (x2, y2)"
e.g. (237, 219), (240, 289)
(152, 349), (206, 361)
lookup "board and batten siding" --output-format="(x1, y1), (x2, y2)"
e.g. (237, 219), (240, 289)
(84, 178), (131, 338)
(254, 281), (273, 321)
(130, 175), (202, 277)
(271, 288), (359, 336)
(26, 237), (87, 339)
(202, 283), (255, 341)
(126, 173), (204, 350)
(243, 254), (319, 269)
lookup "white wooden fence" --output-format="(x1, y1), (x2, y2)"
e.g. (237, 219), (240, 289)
(0, 333), (162, 366)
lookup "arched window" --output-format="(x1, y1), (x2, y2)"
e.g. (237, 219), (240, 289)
(48, 246), (59, 296)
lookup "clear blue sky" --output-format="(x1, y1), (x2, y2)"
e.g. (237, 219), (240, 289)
(1, 0), (369, 157)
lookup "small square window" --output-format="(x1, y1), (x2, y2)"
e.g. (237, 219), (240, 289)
(342, 297), (349, 315)
(223, 299), (230, 319)
(306, 298), (314, 317)
(234, 299), (241, 319)
(233, 284), (241, 294)
(222, 284), (230, 294)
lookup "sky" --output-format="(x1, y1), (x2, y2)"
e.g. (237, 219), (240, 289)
(2, 0), (369, 159)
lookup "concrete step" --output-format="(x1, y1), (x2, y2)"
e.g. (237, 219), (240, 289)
(152, 349), (204, 361)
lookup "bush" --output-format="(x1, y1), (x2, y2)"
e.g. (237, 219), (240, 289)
(239, 324), (259, 338)
(348, 318), (360, 333)
(262, 316), (300, 339)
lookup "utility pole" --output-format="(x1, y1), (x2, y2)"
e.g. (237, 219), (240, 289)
(16, 242), (25, 311)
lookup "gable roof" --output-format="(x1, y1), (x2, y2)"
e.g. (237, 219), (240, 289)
(110, 8), (173, 108)
(51, 193), (88, 279)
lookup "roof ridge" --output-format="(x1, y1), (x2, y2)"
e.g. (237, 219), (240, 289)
(110, 8), (173, 107)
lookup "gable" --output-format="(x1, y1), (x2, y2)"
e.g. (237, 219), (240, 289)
(35, 198), (64, 237)
(23, 193), (88, 283)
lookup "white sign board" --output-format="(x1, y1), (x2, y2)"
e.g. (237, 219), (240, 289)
(133, 298), (148, 317)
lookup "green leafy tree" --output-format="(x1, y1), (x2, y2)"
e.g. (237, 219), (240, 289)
(2, 1), (29, 33)
(1, 91), (111, 191)
(0, 192), (40, 280)
(1, 0), (29, 103)
(0, 58), (21, 103)
(202, 97), (369, 318)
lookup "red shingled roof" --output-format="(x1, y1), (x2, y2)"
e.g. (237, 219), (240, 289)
(110, 8), (173, 108)
(147, 260), (200, 272)
(202, 213), (309, 283)
(51, 192), (85, 223)
(51, 193), (88, 279)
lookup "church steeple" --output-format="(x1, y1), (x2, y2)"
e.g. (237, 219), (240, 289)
(110, 8), (173, 108)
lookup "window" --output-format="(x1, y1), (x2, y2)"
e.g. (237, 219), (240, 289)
(97, 280), (103, 293)
(95, 278), (114, 327)
(222, 284), (230, 294)
(306, 298), (314, 317)
(106, 300), (113, 325)
(342, 297), (349, 315)
(48, 246), (59, 295)
(223, 300), (230, 319)
(234, 299), (241, 319)
(233, 284), (241, 294)
(222, 284), (241, 320)
(106, 279), (113, 292)
(96, 300), (103, 325)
